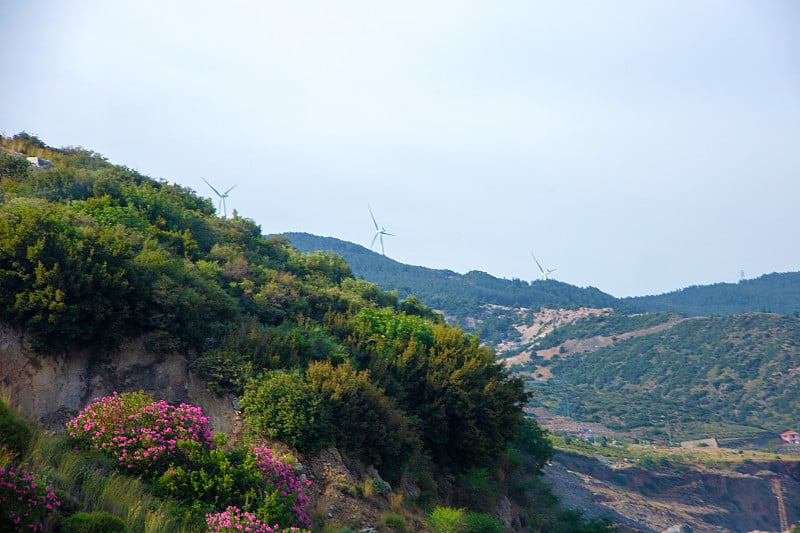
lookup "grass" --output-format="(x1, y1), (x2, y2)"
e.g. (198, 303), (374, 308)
(25, 433), (196, 532)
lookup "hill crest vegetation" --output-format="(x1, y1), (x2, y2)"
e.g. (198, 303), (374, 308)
(0, 133), (616, 531)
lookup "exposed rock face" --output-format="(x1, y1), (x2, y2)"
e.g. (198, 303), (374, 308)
(0, 323), (239, 435)
(546, 451), (800, 533)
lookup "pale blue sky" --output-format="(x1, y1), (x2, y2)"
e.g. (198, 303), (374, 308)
(2, 1), (798, 297)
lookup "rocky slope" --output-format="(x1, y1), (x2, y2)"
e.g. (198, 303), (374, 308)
(545, 451), (800, 533)
(0, 323), (239, 435)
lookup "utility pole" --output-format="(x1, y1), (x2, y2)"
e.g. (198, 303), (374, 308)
(773, 478), (789, 533)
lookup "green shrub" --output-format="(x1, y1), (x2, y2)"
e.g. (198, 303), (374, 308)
(382, 512), (407, 531)
(66, 394), (312, 529)
(0, 396), (33, 457)
(463, 512), (505, 533)
(460, 468), (497, 497)
(241, 369), (333, 452)
(306, 361), (420, 482)
(426, 506), (465, 533)
(62, 511), (127, 532)
(425, 508), (506, 533)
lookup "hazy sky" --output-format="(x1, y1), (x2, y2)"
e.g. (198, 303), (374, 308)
(2, 1), (798, 297)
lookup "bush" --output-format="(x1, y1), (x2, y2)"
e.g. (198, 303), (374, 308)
(0, 397), (33, 458)
(306, 361), (419, 482)
(67, 393), (312, 529)
(0, 466), (61, 532)
(62, 511), (127, 532)
(463, 512), (505, 533)
(381, 512), (407, 531)
(66, 391), (213, 478)
(241, 370), (333, 452)
(425, 507), (506, 533)
(206, 505), (310, 533)
(512, 419), (553, 475)
(460, 468), (497, 497)
(426, 506), (465, 533)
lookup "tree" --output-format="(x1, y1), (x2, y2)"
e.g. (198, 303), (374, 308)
(241, 370), (333, 452)
(306, 361), (419, 482)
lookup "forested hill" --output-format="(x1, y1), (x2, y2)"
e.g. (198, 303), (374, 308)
(283, 233), (800, 319)
(281, 231), (618, 316)
(620, 272), (800, 316)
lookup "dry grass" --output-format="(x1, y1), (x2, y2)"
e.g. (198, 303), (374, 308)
(24, 433), (193, 532)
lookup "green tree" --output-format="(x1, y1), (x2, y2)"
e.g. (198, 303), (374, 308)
(306, 361), (419, 482)
(241, 370), (333, 452)
(342, 309), (530, 470)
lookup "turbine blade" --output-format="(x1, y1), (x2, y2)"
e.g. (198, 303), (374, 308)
(531, 252), (545, 273)
(202, 177), (223, 197)
(223, 184), (237, 195)
(370, 233), (379, 249)
(368, 205), (379, 230)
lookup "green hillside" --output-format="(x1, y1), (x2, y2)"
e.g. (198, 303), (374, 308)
(620, 273), (800, 316)
(281, 232), (619, 344)
(0, 132), (615, 532)
(534, 312), (800, 440)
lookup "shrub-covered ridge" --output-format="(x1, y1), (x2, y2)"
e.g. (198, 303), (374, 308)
(0, 132), (614, 532)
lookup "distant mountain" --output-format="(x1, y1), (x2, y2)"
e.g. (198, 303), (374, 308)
(280, 232), (618, 343)
(282, 233), (800, 320)
(620, 272), (800, 316)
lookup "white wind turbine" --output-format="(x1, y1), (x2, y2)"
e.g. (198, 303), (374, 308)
(202, 177), (237, 218)
(369, 205), (394, 256)
(532, 252), (557, 280)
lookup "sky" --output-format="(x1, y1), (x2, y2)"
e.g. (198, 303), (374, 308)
(2, 1), (799, 297)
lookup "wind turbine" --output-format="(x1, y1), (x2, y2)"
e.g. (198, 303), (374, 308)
(202, 177), (237, 218)
(532, 252), (557, 280)
(369, 205), (393, 256)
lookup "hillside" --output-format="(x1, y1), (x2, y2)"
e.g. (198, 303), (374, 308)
(0, 132), (617, 532)
(281, 232), (619, 344)
(621, 272), (800, 316)
(501, 309), (800, 442)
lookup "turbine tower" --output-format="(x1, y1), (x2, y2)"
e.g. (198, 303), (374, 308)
(369, 205), (393, 256)
(532, 252), (557, 280)
(202, 177), (237, 218)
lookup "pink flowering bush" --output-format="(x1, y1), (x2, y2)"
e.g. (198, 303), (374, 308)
(251, 447), (311, 528)
(67, 392), (311, 530)
(66, 391), (213, 477)
(0, 466), (60, 532)
(206, 506), (310, 533)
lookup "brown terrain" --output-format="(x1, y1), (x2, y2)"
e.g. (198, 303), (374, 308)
(544, 450), (800, 533)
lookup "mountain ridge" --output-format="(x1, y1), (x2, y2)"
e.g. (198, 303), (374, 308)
(282, 231), (800, 318)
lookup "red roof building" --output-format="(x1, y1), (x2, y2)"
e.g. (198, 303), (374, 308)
(780, 430), (799, 444)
